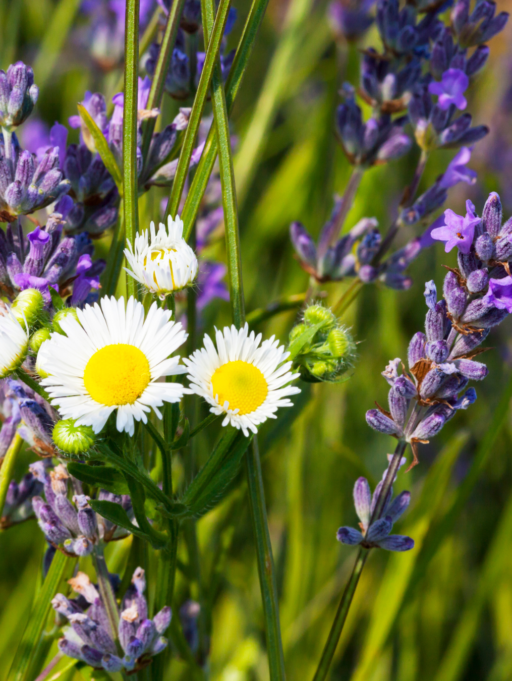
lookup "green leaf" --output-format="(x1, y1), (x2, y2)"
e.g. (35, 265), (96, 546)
(90, 499), (166, 549)
(9, 551), (75, 681)
(77, 103), (123, 191)
(287, 322), (325, 360)
(184, 430), (253, 517)
(67, 462), (130, 495)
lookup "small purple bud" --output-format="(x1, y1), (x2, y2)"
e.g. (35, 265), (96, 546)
(81, 645), (104, 666)
(495, 235), (512, 262)
(461, 297), (495, 324)
(420, 368), (446, 399)
(366, 409), (401, 436)
(458, 251), (480, 278)
(58, 638), (84, 661)
(454, 387), (477, 409)
(336, 526), (363, 545)
(385, 491), (411, 522)
(366, 517), (392, 542)
(394, 375), (416, 398)
(136, 619), (157, 654)
(426, 340), (449, 363)
(74, 495), (98, 539)
(455, 359), (488, 380)
(153, 606), (172, 635)
(425, 301), (447, 342)
(358, 264), (379, 283)
(53, 495), (80, 535)
(450, 329), (489, 358)
(388, 387), (408, 428)
(353, 477), (371, 528)
(424, 280), (437, 309)
(482, 191), (502, 237)
(290, 222), (317, 268)
(475, 233), (494, 261)
(467, 269), (489, 293)
(435, 374), (468, 399)
(444, 271), (467, 319)
(101, 654), (124, 672)
(411, 411), (446, 439)
(377, 535), (415, 551)
(408, 331), (426, 367)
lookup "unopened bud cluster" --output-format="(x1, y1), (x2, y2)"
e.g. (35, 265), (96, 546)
(289, 304), (356, 382)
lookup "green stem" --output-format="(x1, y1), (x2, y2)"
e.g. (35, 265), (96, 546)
(317, 167), (363, 258)
(245, 439), (286, 680)
(140, 0), (187, 168)
(164, 0), (233, 221)
(16, 369), (50, 402)
(188, 413), (219, 440)
(311, 549), (368, 681)
(246, 293), (306, 326)
(102, 199), (126, 297)
(123, 0), (140, 300)
(0, 432), (23, 519)
(202, 0), (285, 671)
(181, 0), (272, 237)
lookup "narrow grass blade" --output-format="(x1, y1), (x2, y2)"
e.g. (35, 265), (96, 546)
(77, 104), (123, 190)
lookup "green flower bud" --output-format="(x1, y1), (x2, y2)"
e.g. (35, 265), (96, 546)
(303, 304), (336, 330)
(53, 308), (79, 335)
(327, 327), (353, 358)
(289, 323), (308, 343)
(53, 419), (96, 456)
(29, 327), (51, 354)
(11, 288), (44, 327)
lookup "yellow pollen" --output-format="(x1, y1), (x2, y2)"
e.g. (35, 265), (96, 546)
(84, 344), (150, 406)
(211, 360), (268, 415)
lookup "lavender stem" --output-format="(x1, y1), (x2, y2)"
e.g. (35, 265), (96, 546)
(318, 167), (364, 258)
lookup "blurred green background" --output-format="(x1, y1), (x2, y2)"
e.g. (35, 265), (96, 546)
(2, 0), (512, 679)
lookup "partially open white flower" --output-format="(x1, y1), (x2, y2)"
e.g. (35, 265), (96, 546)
(0, 305), (29, 378)
(184, 324), (301, 436)
(124, 215), (198, 299)
(40, 296), (188, 435)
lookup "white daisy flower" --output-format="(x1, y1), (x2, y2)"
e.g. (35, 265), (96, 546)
(124, 215), (198, 299)
(184, 324), (301, 436)
(0, 306), (29, 378)
(40, 296), (188, 436)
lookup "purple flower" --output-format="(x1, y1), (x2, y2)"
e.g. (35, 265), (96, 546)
(483, 276), (512, 313)
(111, 76), (153, 124)
(428, 68), (469, 111)
(439, 147), (477, 189)
(431, 200), (481, 253)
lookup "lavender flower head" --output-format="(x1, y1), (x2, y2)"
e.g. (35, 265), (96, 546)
(0, 62), (39, 130)
(54, 568), (171, 672)
(337, 457), (414, 552)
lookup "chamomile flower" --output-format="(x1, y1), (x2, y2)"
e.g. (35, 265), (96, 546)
(184, 324), (301, 436)
(0, 306), (29, 378)
(124, 215), (198, 299)
(39, 296), (188, 435)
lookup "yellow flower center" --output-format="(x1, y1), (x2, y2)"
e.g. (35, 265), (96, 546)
(84, 344), (150, 406)
(211, 360), (268, 415)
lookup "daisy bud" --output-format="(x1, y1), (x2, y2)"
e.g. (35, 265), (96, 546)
(124, 216), (198, 299)
(11, 288), (44, 327)
(29, 327), (51, 354)
(53, 419), (96, 456)
(52, 308), (79, 335)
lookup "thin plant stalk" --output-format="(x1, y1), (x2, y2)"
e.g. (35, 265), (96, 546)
(92, 545), (120, 644)
(164, 0), (233, 221)
(311, 440), (407, 681)
(123, 0), (140, 300)
(0, 432), (23, 518)
(202, 0), (285, 672)
(16, 368), (50, 402)
(181, 0), (272, 236)
(140, 0), (187, 167)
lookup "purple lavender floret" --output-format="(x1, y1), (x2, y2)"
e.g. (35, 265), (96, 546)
(431, 200), (481, 253)
(329, 0), (375, 41)
(337, 459), (414, 552)
(1, 460), (51, 529)
(428, 68), (469, 111)
(452, 0), (509, 48)
(54, 568), (171, 672)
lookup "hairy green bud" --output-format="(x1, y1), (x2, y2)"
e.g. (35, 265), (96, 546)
(53, 419), (96, 456)
(53, 308), (79, 335)
(11, 288), (44, 327)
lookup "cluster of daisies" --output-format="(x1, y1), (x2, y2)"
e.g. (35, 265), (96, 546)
(0, 217), (300, 440)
